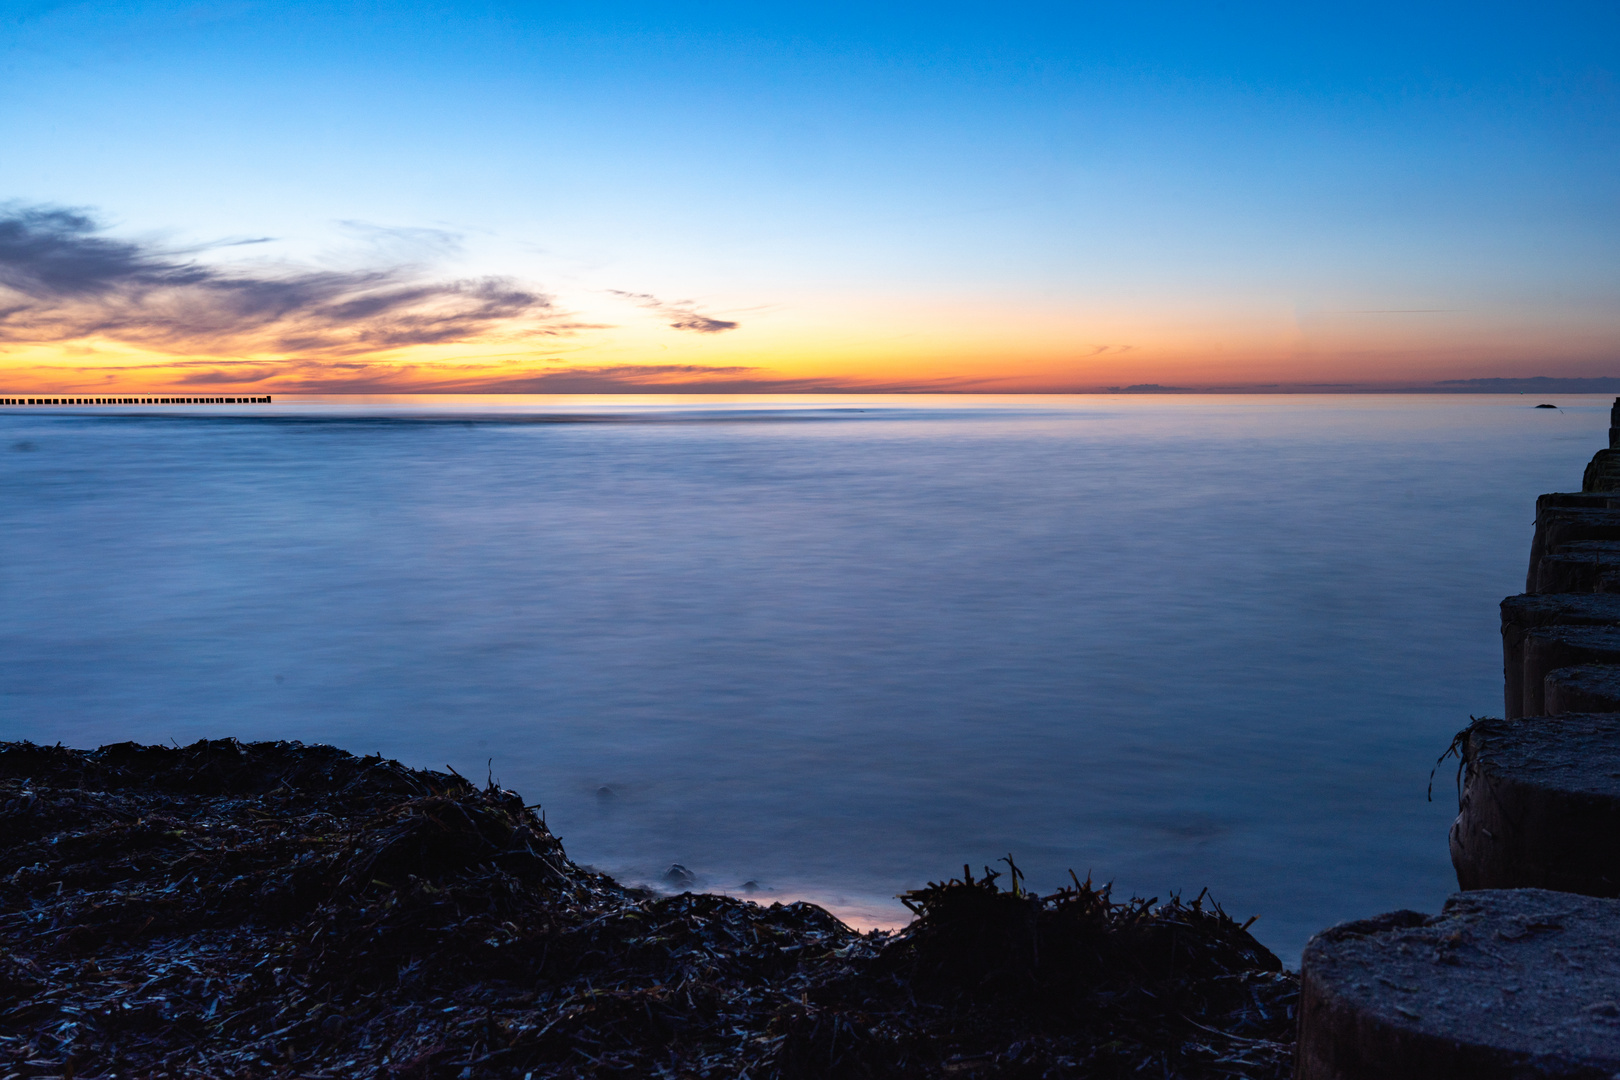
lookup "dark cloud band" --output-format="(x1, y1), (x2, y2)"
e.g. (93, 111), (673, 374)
(0, 204), (560, 356)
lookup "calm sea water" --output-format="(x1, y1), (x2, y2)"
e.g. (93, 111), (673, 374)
(0, 394), (1603, 963)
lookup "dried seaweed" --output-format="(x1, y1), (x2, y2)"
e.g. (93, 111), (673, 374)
(0, 740), (1295, 1078)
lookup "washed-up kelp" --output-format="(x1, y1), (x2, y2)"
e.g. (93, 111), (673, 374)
(0, 740), (1296, 1078)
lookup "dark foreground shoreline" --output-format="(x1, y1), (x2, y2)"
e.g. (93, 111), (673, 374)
(0, 739), (1294, 1078)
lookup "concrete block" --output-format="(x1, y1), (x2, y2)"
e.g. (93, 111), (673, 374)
(1532, 541), (1620, 595)
(1583, 449), (1620, 494)
(1527, 501), (1620, 593)
(1500, 595), (1620, 719)
(1545, 666), (1620, 714)
(1518, 625), (1620, 719)
(1448, 713), (1620, 895)
(1298, 889), (1620, 1079)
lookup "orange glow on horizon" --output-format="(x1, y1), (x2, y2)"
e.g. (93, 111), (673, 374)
(2, 294), (1617, 395)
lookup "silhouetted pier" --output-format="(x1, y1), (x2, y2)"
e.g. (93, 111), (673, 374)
(0, 396), (272, 405)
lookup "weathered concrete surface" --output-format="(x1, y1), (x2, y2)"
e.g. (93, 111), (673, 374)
(1537, 493), (1620, 511)
(1528, 499), (1620, 593)
(1585, 400), (1620, 491)
(1501, 595), (1620, 718)
(1297, 890), (1620, 1080)
(1545, 665), (1620, 714)
(1582, 449), (1620, 494)
(1531, 541), (1620, 595)
(1518, 624), (1620, 718)
(1449, 714), (1620, 895)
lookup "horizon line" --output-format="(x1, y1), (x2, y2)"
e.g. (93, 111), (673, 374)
(7, 381), (1620, 398)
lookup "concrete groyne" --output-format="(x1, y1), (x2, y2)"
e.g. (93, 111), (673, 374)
(1296, 398), (1620, 1078)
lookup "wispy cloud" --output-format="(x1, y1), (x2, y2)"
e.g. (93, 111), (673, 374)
(333, 220), (465, 264)
(0, 204), (565, 357)
(608, 290), (739, 334)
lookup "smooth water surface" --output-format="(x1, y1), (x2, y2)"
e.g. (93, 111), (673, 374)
(0, 394), (1603, 963)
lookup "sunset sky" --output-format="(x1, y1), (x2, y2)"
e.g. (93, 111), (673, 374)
(1, 1), (1616, 393)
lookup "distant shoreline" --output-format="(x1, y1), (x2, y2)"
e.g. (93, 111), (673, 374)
(1098, 379), (1620, 394)
(5, 384), (1620, 400)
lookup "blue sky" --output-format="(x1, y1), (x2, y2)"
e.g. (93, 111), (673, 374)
(1, 0), (1616, 390)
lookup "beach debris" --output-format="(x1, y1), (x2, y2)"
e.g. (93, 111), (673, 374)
(0, 739), (1296, 1078)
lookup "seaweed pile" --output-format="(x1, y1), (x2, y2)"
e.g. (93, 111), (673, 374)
(0, 740), (1296, 1078)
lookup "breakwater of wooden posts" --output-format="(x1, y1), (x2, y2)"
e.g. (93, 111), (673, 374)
(1295, 397), (1620, 1079)
(1, 395), (272, 404)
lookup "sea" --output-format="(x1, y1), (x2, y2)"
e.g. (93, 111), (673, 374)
(0, 393), (1604, 965)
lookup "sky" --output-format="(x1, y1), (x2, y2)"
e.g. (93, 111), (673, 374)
(0, 0), (1616, 393)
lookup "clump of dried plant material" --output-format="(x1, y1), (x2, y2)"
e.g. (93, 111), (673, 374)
(0, 740), (1295, 1078)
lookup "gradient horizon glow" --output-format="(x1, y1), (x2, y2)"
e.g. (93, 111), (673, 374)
(1, 1), (1617, 393)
